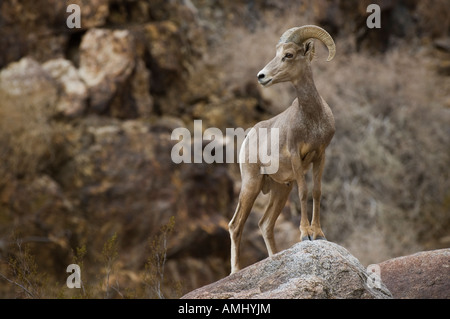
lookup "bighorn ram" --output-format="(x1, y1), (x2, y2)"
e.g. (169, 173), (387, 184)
(228, 25), (336, 274)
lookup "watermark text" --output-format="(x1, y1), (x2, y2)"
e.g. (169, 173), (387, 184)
(171, 120), (280, 174)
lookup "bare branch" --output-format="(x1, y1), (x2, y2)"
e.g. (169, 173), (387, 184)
(0, 271), (35, 298)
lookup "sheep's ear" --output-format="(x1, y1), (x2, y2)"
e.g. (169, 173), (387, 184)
(303, 39), (315, 61)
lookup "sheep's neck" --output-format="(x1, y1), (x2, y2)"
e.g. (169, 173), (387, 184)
(292, 66), (322, 116)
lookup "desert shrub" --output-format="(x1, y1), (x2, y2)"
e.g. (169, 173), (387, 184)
(0, 219), (179, 298)
(0, 237), (49, 298)
(143, 216), (180, 299)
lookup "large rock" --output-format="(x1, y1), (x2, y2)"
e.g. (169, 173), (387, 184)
(78, 28), (135, 113)
(182, 241), (392, 299)
(79, 28), (153, 118)
(0, 56), (88, 119)
(378, 249), (450, 299)
(0, 57), (58, 113)
(43, 58), (88, 118)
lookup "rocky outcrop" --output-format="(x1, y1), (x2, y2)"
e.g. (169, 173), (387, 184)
(1, 56), (84, 119)
(378, 249), (450, 299)
(42, 58), (88, 118)
(182, 241), (392, 299)
(78, 28), (153, 118)
(0, 57), (58, 115)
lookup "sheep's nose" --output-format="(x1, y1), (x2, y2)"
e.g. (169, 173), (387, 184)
(257, 72), (265, 80)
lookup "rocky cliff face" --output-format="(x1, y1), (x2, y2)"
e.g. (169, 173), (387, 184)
(0, 0), (449, 298)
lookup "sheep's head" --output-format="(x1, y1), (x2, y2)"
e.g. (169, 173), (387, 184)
(257, 25), (336, 87)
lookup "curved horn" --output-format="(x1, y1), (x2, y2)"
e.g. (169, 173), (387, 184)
(279, 25), (336, 61)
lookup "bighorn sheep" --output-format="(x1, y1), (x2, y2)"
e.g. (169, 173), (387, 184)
(228, 25), (336, 274)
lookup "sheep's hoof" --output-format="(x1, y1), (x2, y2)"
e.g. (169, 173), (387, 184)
(314, 236), (327, 241)
(301, 235), (312, 241)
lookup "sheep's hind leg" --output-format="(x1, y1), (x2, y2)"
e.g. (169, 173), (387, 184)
(229, 175), (263, 274)
(259, 180), (293, 256)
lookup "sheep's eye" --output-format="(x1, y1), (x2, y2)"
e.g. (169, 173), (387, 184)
(284, 53), (294, 59)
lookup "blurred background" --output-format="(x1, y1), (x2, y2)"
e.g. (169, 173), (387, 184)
(0, 0), (449, 298)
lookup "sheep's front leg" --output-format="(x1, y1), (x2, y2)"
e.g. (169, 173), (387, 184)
(311, 155), (326, 240)
(297, 173), (313, 241)
(292, 153), (312, 241)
